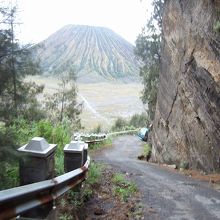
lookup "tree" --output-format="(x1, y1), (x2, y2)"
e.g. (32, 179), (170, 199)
(135, 0), (164, 121)
(0, 3), (44, 189)
(45, 67), (82, 130)
(0, 4), (43, 123)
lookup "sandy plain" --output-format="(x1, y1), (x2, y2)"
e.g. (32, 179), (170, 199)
(26, 75), (145, 130)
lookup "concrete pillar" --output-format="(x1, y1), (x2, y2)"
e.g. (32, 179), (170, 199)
(18, 137), (57, 219)
(64, 141), (84, 172)
(64, 140), (86, 198)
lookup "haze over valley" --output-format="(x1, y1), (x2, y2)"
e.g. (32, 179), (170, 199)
(29, 25), (144, 129)
(27, 76), (144, 130)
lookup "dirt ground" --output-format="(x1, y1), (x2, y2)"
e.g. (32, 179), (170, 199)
(157, 163), (220, 190)
(57, 166), (145, 220)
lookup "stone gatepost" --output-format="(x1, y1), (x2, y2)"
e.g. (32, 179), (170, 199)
(18, 137), (57, 219)
(64, 141), (84, 172)
(64, 140), (86, 197)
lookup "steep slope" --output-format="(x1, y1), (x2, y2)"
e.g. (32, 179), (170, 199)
(151, 0), (220, 172)
(33, 25), (141, 82)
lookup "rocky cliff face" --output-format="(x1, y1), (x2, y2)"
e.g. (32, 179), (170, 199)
(151, 0), (220, 172)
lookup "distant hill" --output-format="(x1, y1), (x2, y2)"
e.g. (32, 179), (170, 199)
(33, 25), (141, 83)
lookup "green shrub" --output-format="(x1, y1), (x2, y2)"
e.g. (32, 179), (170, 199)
(143, 143), (151, 158)
(111, 117), (128, 131)
(81, 162), (103, 201)
(34, 120), (71, 150)
(52, 124), (71, 153)
(86, 162), (103, 186)
(11, 119), (70, 176)
(59, 213), (72, 220)
(34, 120), (53, 142)
(63, 163), (103, 210)
(0, 122), (19, 190)
(11, 118), (35, 145)
(111, 113), (149, 132)
(92, 124), (102, 133)
(5, 164), (19, 188)
(55, 154), (64, 176)
(0, 117), (77, 188)
(32, 120), (71, 175)
(179, 161), (189, 170)
(129, 113), (149, 128)
(138, 143), (152, 161)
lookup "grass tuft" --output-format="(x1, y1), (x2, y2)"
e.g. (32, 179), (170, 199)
(112, 173), (137, 202)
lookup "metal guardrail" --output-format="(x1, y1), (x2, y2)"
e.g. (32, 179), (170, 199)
(85, 137), (107, 144)
(0, 157), (90, 220)
(81, 130), (139, 145)
(0, 131), (138, 219)
(108, 128), (139, 136)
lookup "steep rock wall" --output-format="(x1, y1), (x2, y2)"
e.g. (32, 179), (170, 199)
(151, 0), (220, 172)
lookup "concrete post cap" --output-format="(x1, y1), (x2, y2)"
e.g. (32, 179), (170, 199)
(76, 140), (88, 149)
(84, 143), (88, 150)
(64, 140), (86, 153)
(18, 137), (57, 157)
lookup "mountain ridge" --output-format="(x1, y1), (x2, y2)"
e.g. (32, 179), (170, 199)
(33, 25), (141, 83)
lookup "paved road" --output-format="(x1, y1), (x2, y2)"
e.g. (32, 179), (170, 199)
(95, 135), (220, 220)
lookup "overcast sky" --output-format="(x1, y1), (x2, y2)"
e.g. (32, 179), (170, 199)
(12, 0), (153, 45)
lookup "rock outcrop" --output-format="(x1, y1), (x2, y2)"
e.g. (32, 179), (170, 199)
(151, 0), (220, 172)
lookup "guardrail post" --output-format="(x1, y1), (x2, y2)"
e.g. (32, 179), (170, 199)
(64, 141), (84, 172)
(64, 140), (86, 197)
(18, 137), (57, 219)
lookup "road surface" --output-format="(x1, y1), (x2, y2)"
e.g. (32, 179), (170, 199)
(95, 135), (220, 220)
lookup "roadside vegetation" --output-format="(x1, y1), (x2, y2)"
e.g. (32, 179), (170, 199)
(135, 0), (164, 121)
(0, 4), (82, 190)
(83, 162), (104, 198)
(138, 143), (152, 161)
(58, 165), (144, 220)
(88, 138), (112, 152)
(57, 162), (103, 219)
(0, 118), (75, 190)
(111, 113), (149, 132)
(143, 143), (152, 160)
